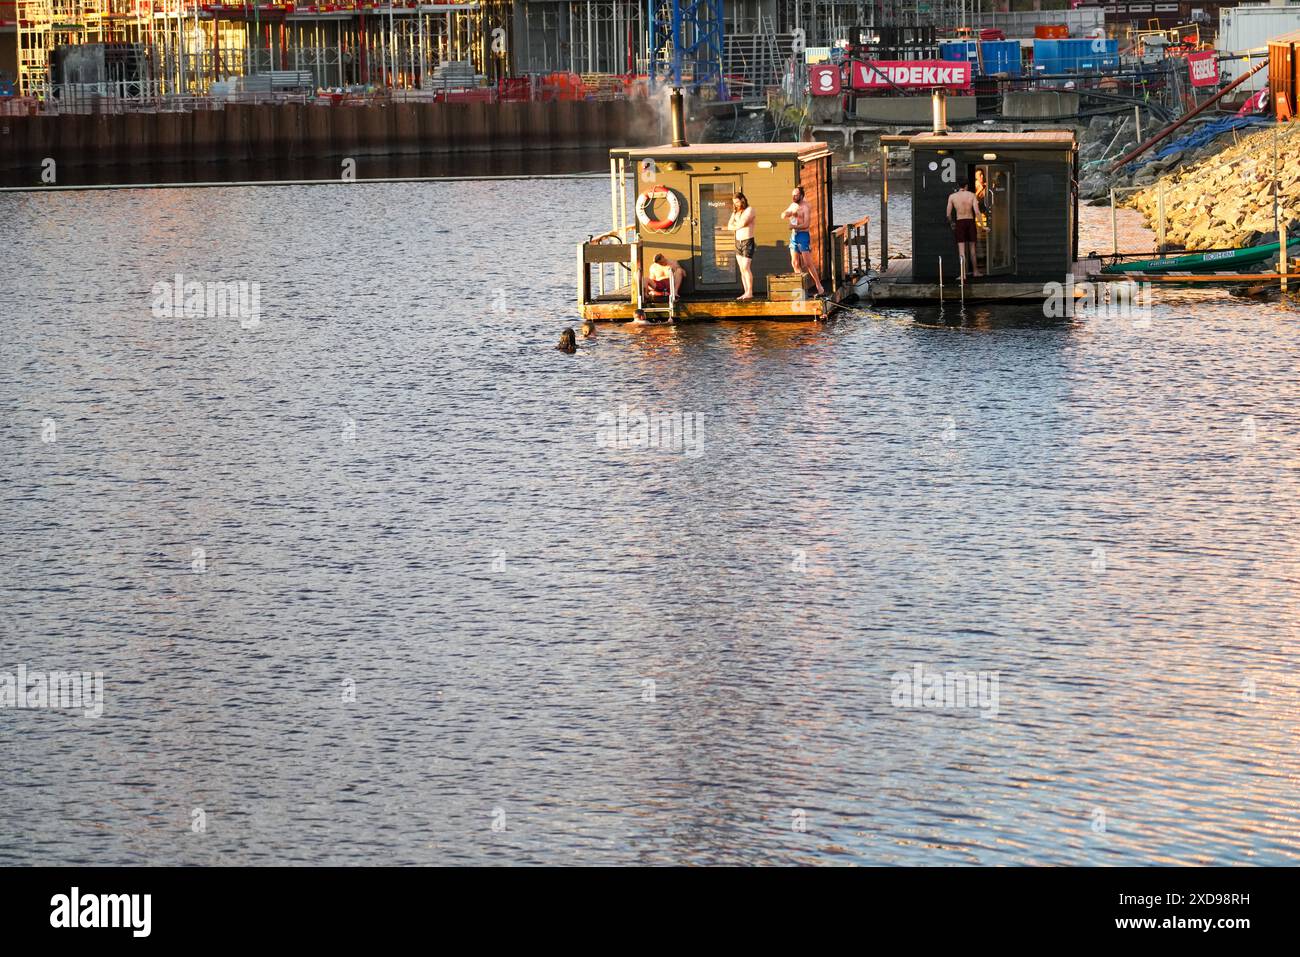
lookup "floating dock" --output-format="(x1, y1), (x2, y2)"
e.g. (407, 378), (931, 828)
(868, 258), (1101, 302)
(577, 90), (870, 323)
(580, 292), (836, 322)
(578, 93), (1220, 317)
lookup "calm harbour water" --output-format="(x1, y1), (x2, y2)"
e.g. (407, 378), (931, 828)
(2, 166), (1298, 865)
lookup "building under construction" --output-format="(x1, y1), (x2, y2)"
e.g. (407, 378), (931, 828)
(0, 0), (1012, 104)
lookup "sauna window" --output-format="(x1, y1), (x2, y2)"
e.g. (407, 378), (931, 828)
(695, 180), (739, 287)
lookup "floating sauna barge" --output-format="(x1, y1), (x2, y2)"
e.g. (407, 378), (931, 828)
(869, 127), (1091, 302)
(578, 91), (1099, 317)
(577, 91), (869, 322)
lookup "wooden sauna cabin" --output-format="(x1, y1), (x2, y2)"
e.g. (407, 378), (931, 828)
(577, 91), (870, 322)
(871, 127), (1085, 302)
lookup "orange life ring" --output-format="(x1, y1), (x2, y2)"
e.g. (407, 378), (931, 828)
(636, 186), (681, 232)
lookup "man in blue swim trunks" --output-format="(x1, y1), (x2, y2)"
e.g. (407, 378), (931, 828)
(781, 186), (825, 296)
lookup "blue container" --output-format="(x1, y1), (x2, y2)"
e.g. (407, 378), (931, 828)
(1033, 39), (1059, 75)
(940, 39), (1022, 76)
(982, 40), (1023, 76)
(939, 41), (978, 63)
(1036, 37), (1118, 74)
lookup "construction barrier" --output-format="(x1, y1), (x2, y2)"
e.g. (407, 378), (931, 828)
(0, 96), (661, 169)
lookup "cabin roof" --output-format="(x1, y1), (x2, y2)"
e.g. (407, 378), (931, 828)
(612, 141), (831, 160)
(907, 131), (1077, 150)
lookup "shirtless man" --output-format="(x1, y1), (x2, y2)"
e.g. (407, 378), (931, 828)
(946, 181), (981, 278)
(780, 186), (825, 296)
(644, 253), (686, 300)
(727, 192), (757, 300)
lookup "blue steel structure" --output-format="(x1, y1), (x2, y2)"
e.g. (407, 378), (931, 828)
(649, 0), (728, 98)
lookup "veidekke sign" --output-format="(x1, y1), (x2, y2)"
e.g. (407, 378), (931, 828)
(850, 60), (972, 91)
(1187, 51), (1219, 88)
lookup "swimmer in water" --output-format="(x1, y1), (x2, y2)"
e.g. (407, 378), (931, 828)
(556, 328), (577, 353)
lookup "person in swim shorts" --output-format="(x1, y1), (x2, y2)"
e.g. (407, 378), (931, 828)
(946, 181), (981, 278)
(644, 253), (686, 299)
(727, 192), (757, 300)
(780, 186), (825, 296)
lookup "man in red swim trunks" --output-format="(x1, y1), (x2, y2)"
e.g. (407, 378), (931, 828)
(644, 253), (686, 299)
(946, 181), (981, 279)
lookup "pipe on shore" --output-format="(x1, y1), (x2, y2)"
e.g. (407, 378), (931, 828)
(1108, 58), (1269, 172)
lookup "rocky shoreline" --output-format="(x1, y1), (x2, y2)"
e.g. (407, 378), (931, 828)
(1079, 110), (1297, 252)
(1126, 124), (1300, 250)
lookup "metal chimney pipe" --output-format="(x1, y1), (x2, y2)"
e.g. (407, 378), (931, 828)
(931, 87), (948, 135)
(670, 88), (688, 147)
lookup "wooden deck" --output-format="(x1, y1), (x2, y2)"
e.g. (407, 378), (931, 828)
(580, 290), (838, 322)
(868, 259), (1098, 303)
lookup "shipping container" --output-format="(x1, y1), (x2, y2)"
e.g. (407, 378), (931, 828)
(1218, 2), (1300, 91)
(1268, 29), (1300, 119)
(939, 39), (1024, 76)
(1031, 38), (1120, 74)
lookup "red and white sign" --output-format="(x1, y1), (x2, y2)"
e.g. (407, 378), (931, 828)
(850, 60), (972, 91)
(810, 64), (842, 96)
(1187, 51), (1219, 88)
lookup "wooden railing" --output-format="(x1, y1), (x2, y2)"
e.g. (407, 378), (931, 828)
(577, 237), (637, 305)
(834, 214), (872, 283)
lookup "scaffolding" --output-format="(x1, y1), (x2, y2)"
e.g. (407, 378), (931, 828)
(18, 0), (159, 99)
(722, 16), (787, 100)
(774, 0), (972, 41)
(569, 1), (643, 75)
(12, 1), (1003, 105)
(15, 2), (511, 102)
(17, 0), (77, 99)
(650, 0), (726, 96)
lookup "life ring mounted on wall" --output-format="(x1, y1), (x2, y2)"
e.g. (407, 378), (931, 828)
(636, 186), (682, 232)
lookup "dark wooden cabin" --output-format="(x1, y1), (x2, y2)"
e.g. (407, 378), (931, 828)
(908, 130), (1079, 284)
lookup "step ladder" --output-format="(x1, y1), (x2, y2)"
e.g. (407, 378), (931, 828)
(637, 273), (678, 324)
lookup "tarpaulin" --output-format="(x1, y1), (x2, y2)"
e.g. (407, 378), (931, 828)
(1129, 114), (1273, 172)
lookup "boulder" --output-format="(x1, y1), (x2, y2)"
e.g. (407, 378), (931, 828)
(1080, 172), (1111, 199)
(1089, 113), (1114, 134)
(1153, 149), (1185, 171)
(1132, 163), (1163, 186)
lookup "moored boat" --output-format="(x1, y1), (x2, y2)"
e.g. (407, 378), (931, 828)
(1101, 237), (1299, 275)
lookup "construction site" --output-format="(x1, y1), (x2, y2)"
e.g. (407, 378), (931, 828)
(0, 2), (1126, 106)
(2, 1), (1296, 175)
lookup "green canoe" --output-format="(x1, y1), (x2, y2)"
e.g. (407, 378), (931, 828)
(1101, 237), (1298, 275)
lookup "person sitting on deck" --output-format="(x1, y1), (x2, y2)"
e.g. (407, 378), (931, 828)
(644, 254), (686, 300)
